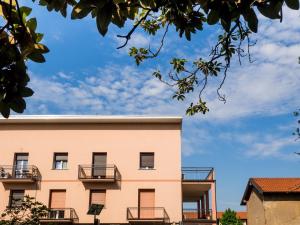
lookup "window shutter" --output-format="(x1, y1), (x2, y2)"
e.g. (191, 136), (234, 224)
(140, 153), (154, 168)
(50, 190), (66, 208)
(55, 154), (68, 161)
(16, 154), (28, 161)
(90, 190), (106, 205)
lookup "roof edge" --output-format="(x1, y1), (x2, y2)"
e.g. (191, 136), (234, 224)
(0, 115), (183, 124)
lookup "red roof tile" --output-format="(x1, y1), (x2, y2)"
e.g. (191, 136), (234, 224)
(251, 178), (300, 192)
(241, 178), (300, 205)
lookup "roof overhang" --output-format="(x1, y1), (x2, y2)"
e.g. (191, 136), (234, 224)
(0, 115), (182, 124)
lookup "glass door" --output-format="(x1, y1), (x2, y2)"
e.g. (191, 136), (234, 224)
(14, 153), (29, 178)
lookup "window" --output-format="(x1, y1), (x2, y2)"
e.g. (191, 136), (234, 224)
(49, 190), (66, 219)
(53, 153), (68, 170)
(89, 190), (106, 207)
(9, 190), (25, 207)
(140, 153), (154, 169)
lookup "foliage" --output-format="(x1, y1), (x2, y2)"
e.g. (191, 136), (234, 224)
(220, 208), (243, 225)
(0, 195), (48, 225)
(0, 0), (299, 117)
(293, 109), (300, 139)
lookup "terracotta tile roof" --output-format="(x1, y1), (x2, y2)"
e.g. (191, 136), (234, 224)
(251, 178), (300, 192)
(241, 178), (300, 205)
(217, 212), (247, 220)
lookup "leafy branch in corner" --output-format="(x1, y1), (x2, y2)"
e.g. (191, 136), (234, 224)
(0, 0), (299, 117)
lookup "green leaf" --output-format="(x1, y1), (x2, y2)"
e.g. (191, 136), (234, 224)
(71, 1), (94, 19)
(243, 8), (258, 33)
(257, 1), (282, 19)
(207, 10), (219, 25)
(35, 33), (44, 42)
(33, 43), (49, 54)
(26, 18), (37, 31)
(20, 6), (32, 18)
(27, 52), (46, 63)
(9, 98), (26, 113)
(96, 2), (113, 36)
(20, 87), (34, 97)
(0, 102), (10, 118)
(285, 0), (300, 9)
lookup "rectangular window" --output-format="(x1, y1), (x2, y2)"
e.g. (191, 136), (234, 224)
(53, 153), (68, 170)
(9, 190), (25, 207)
(89, 190), (106, 207)
(49, 190), (66, 219)
(140, 153), (154, 169)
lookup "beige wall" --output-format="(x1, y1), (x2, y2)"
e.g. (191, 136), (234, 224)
(263, 195), (300, 225)
(247, 191), (265, 225)
(247, 191), (300, 225)
(0, 122), (182, 224)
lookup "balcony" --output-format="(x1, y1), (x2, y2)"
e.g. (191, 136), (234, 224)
(183, 209), (214, 222)
(182, 167), (214, 182)
(127, 207), (170, 223)
(40, 208), (79, 223)
(0, 165), (40, 183)
(78, 164), (121, 183)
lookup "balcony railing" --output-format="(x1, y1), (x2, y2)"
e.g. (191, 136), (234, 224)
(0, 165), (40, 182)
(40, 208), (79, 223)
(182, 167), (214, 181)
(183, 209), (213, 221)
(127, 207), (170, 223)
(78, 164), (121, 182)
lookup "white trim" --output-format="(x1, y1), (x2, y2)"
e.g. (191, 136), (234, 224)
(0, 115), (182, 124)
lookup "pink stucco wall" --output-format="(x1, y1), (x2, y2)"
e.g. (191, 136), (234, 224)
(0, 117), (182, 224)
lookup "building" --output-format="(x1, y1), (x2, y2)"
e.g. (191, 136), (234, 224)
(241, 178), (300, 225)
(217, 211), (247, 225)
(0, 116), (217, 225)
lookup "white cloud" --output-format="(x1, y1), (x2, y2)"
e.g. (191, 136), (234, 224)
(26, 65), (178, 115)
(245, 136), (298, 159)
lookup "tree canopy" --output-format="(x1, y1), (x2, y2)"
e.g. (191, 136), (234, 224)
(0, 0), (299, 117)
(219, 208), (243, 225)
(0, 195), (48, 225)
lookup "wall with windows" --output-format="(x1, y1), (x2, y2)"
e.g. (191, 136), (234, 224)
(0, 120), (182, 224)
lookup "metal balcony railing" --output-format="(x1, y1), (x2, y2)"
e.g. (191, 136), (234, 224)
(0, 165), (40, 182)
(181, 167), (214, 181)
(41, 208), (79, 223)
(127, 207), (170, 223)
(78, 164), (121, 182)
(183, 208), (213, 220)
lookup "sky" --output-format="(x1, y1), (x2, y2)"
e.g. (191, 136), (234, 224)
(18, 2), (300, 211)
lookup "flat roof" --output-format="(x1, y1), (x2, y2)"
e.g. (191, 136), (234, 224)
(0, 115), (182, 124)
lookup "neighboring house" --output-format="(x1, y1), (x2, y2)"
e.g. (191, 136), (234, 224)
(241, 178), (300, 225)
(0, 116), (217, 225)
(217, 211), (247, 225)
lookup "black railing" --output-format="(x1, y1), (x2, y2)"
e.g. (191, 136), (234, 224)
(78, 164), (121, 181)
(181, 167), (214, 181)
(183, 208), (213, 220)
(127, 207), (169, 223)
(0, 165), (40, 181)
(41, 208), (79, 223)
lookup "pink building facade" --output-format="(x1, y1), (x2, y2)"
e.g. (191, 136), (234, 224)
(0, 116), (216, 225)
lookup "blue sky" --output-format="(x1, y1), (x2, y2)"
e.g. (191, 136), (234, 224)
(21, 2), (300, 211)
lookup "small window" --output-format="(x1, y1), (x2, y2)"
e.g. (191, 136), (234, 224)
(140, 152), (154, 169)
(53, 153), (68, 170)
(89, 190), (106, 207)
(9, 190), (25, 207)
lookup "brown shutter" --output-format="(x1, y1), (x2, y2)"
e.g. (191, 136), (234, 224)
(55, 154), (68, 161)
(93, 153), (107, 177)
(50, 190), (66, 208)
(139, 190), (155, 218)
(90, 190), (106, 205)
(140, 153), (154, 168)
(16, 154), (28, 161)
